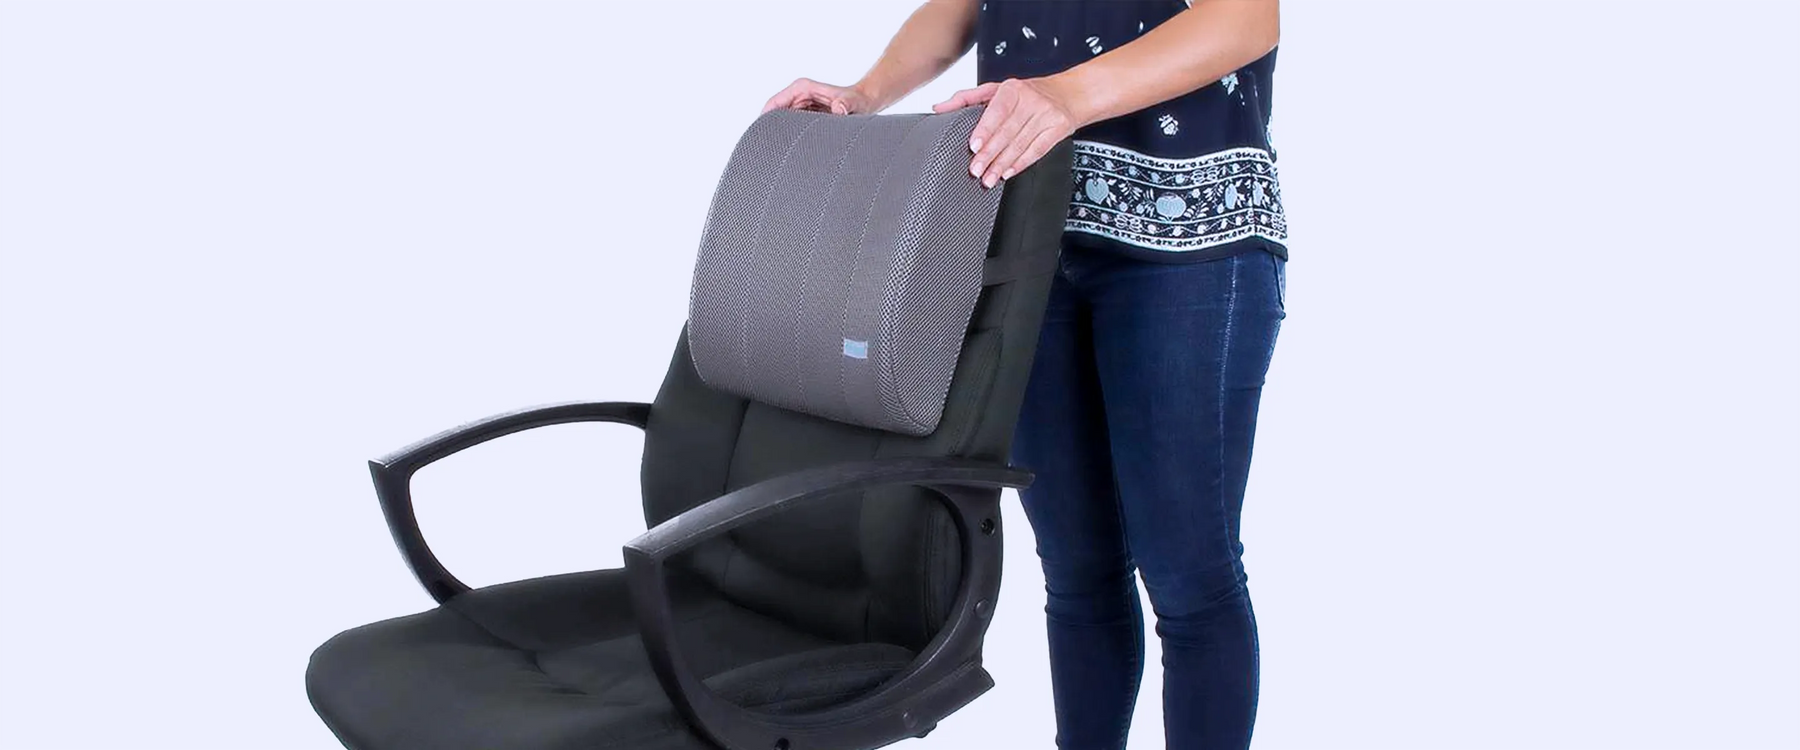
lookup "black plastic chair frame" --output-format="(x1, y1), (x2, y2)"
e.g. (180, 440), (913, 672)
(367, 399), (1032, 750)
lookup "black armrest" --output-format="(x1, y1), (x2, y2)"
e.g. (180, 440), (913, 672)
(370, 400), (651, 602)
(622, 456), (1032, 750)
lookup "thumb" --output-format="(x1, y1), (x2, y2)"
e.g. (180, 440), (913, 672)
(934, 83), (998, 113)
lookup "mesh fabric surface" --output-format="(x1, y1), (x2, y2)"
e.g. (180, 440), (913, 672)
(686, 107), (1002, 436)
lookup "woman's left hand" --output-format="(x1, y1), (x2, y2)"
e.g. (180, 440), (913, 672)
(934, 77), (1087, 188)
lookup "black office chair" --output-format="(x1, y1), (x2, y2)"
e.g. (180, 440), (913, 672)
(305, 107), (1074, 750)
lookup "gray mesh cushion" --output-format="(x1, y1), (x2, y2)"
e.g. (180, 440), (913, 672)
(686, 107), (1002, 436)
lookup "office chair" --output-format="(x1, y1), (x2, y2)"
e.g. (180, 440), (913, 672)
(306, 106), (1074, 750)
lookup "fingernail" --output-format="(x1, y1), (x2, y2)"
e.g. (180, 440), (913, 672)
(983, 174), (997, 188)
(1001, 169), (1015, 180)
(970, 138), (983, 153)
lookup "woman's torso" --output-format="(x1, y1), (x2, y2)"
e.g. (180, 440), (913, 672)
(976, 0), (1287, 263)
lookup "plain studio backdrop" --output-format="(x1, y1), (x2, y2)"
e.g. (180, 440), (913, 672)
(2, 1), (1796, 748)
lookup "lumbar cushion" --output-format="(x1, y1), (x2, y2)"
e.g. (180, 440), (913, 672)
(686, 107), (1001, 436)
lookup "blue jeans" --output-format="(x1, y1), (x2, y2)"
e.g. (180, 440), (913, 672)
(1010, 242), (1286, 750)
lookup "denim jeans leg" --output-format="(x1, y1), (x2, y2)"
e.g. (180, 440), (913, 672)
(1079, 250), (1285, 750)
(1010, 263), (1145, 750)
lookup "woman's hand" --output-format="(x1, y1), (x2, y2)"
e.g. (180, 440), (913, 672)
(934, 76), (1089, 188)
(763, 78), (878, 115)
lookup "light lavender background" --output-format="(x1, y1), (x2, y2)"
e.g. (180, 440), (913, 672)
(2, 1), (1795, 748)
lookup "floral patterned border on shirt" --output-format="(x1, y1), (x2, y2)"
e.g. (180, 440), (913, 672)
(1065, 141), (1288, 253)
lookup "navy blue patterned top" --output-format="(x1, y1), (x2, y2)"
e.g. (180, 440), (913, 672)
(976, 0), (1287, 263)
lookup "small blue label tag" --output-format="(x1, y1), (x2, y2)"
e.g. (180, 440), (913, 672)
(842, 338), (868, 359)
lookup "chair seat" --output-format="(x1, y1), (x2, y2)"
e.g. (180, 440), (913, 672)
(307, 569), (917, 750)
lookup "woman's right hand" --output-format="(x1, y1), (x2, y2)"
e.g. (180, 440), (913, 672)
(762, 78), (877, 115)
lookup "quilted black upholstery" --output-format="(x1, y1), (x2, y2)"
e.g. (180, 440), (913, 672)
(308, 571), (915, 750)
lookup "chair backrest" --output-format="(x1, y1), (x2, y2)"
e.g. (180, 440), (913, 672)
(639, 108), (1073, 651)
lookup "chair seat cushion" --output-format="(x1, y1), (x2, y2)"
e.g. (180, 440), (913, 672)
(306, 570), (916, 750)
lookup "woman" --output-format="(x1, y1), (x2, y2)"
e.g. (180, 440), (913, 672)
(764, 2), (1286, 748)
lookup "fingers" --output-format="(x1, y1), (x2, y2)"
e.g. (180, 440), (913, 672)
(970, 82), (1035, 183)
(762, 79), (811, 113)
(977, 107), (1044, 187)
(972, 112), (1033, 185)
(966, 79), (1078, 188)
(764, 78), (844, 114)
(933, 83), (995, 113)
(997, 128), (1064, 184)
(981, 110), (1037, 184)
(772, 75), (1065, 186)
(932, 82), (999, 114)
(987, 96), (1074, 185)
(967, 80), (1020, 157)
